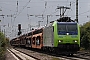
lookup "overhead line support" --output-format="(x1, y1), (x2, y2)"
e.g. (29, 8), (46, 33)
(76, 0), (78, 23)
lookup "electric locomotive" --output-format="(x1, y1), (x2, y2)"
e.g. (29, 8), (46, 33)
(43, 17), (80, 54)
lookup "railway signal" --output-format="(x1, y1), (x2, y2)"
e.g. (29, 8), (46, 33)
(18, 24), (22, 35)
(18, 24), (21, 31)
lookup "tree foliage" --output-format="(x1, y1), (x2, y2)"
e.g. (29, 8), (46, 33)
(80, 22), (90, 50)
(0, 32), (6, 59)
(0, 32), (6, 47)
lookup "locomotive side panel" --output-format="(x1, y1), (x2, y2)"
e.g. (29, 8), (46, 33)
(43, 26), (54, 47)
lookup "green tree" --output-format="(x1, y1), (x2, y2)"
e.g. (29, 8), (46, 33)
(0, 32), (6, 60)
(80, 22), (90, 50)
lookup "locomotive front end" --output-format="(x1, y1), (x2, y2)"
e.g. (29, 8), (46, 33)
(53, 22), (80, 54)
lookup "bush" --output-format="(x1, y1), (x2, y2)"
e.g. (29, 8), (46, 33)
(0, 32), (6, 60)
(80, 22), (90, 50)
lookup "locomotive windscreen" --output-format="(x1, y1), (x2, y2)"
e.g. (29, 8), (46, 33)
(57, 23), (78, 35)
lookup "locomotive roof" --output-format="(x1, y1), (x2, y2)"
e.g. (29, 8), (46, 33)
(57, 17), (75, 22)
(57, 22), (77, 24)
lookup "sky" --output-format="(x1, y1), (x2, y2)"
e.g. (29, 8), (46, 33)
(0, 0), (90, 39)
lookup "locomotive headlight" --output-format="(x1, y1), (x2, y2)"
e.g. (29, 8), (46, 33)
(73, 40), (78, 43)
(58, 40), (63, 43)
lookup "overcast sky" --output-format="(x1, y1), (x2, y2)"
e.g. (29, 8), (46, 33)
(0, 0), (90, 38)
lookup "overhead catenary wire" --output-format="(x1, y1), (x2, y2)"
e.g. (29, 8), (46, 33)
(42, 1), (47, 16)
(79, 10), (90, 15)
(0, 2), (28, 13)
(48, 0), (75, 17)
(28, 0), (76, 19)
(15, 0), (31, 18)
(11, 0), (32, 29)
(47, 0), (90, 17)
(1, 0), (89, 23)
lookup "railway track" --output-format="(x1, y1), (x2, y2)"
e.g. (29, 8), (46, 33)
(7, 48), (40, 60)
(56, 55), (90, 60)
(13, 47), (90, 60)
(73, 51), (90, 60)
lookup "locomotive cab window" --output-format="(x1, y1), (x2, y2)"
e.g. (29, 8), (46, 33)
(57, 24), (66, 32)
(57, 23), (66, 35)
(67, 24), (77, 32)
(66, 24), (78, 35)
(57, 23), (78, 35)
